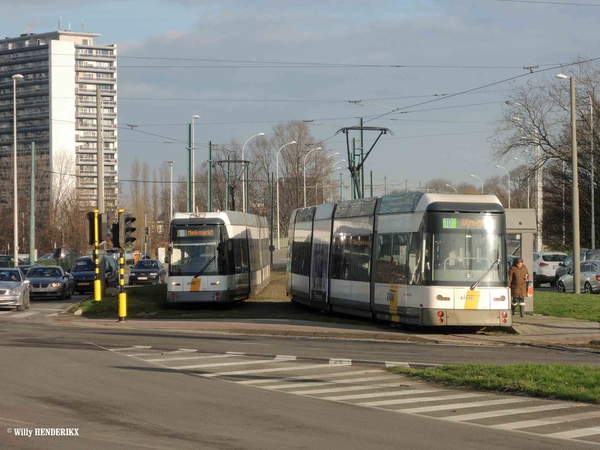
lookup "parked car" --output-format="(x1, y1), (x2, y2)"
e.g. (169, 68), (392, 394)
(0, 268), (30, 311)
(17, 264), (40, 277)
(0, 255), (26, 267)
(106, 249), (120, 260)
(70, 256), (118, 294)
(557, 261), (600, 294)
(554, 249), (592, 285)
(532, 251), (567, 287)
(26, 266), (74, 300)
(128, 259), (166, 285)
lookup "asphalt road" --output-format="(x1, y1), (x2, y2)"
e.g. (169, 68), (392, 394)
(1, 319), (600, 449)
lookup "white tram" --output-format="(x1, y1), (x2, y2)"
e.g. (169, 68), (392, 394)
(166, 211), (270, 303)
(287, 192), (512, 327)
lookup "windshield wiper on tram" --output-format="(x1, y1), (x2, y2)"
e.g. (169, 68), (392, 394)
(193, 256), (216, 279)
(470, 258), (501, 290)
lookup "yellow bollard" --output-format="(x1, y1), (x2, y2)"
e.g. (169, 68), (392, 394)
(94, 279), (102, 302)
(118, 292), (127, 321)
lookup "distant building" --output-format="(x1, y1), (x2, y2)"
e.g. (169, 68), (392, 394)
(0, 29), (118, 212)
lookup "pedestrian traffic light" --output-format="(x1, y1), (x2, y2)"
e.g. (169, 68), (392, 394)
(86, 211), (96, 245)
(124, 213), (137, 246)
(111, 222), (120, 248)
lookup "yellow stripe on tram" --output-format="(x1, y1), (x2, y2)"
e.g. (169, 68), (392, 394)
(190, 278), (201, 292)
(465, 290), (480, 310)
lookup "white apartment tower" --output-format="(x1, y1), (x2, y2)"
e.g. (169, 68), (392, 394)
(0, 30), (118, 212)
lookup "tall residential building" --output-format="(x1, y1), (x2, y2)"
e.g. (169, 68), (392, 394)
(0, 30), (118, 213)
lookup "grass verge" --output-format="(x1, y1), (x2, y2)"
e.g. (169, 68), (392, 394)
(389, 364), (600, 404)
(534, 291), (600, 322)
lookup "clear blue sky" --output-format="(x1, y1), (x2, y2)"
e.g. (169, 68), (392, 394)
(2, 0), (599, 193)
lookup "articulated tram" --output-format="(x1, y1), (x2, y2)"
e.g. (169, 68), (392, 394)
(287, 192), (512, 327)
(166, 211), (270, 303)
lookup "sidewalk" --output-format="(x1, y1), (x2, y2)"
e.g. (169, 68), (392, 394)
(64, 312), (600, 348)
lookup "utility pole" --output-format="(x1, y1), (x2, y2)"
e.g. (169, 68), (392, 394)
(208, 141), (212, 212)
(96, 86), (105, 292)
(29, 142), (35, 264)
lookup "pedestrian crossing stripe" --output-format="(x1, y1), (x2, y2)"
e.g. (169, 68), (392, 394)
(98, 343), (600, 445)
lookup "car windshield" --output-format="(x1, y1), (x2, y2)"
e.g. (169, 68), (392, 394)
(133, 260), (158, 269)
(0, 270), (20, 281)
(541, 254), (566, 262)
(28, 268), (62, 277)
(72, 259), (95, 272)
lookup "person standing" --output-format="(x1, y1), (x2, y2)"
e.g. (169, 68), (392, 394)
(508, 257), (529, 317)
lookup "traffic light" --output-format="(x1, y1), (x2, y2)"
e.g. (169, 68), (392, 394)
(111, 222), (120, 248)
(124, 213), (137, 247)
(86, 211), (96, 245)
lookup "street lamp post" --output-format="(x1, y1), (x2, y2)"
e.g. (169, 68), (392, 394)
(190, 114), (199, 213)
(470, 174), (483, 194)
(12, 74), (23, 267)
(495, 164), (511, 208)
(557, 73), (580, 293)
(165, 161), (175, 224)
(302, 146), (322, 207)
(241, 132), (264, 213)
(276, 141), (296, 249)
(513, 156), (530, 208)
(445, 183), (457, 194)
(589, 94), (595, 248)
(509, 109), (544, 250)
(329, 160), (346, 202)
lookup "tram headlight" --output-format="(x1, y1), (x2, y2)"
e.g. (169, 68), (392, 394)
(436, 294), (450, 301)
(493, 295), (506, 302)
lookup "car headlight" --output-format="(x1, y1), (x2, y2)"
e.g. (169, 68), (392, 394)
(9, 288), (21, 295)
(50, 282), (62, 288)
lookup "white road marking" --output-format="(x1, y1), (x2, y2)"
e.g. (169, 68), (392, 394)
(176, 359), (280, 370)
(144, 354), (236, 363)
(398, 397), (529, 414)
(263, 375), (398, 390)
(363, 392), (482, 407)
(495, 411), (600, 430)
(109, 346), (152, 352)
(291, 382), (407, 396)
(237, 369), (383, 385)
(444, 403), (571, 422)
(323, 388), (440, 401)
(202, 364), (333, 378)
(329, 358), (352, 365)
(544, 426), (600, 439)
(11, 311), (39, 319)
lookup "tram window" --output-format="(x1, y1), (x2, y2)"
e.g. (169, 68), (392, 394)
(331, 234), (371, 282)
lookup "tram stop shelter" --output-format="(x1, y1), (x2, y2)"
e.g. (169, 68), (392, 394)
(506, 208), (537, 314)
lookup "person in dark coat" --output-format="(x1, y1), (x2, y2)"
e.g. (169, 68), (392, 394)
(508, 257), (529, 317)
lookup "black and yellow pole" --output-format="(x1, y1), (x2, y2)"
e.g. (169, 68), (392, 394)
(117, 209), (127, 321)
(93, 210), (102, 302)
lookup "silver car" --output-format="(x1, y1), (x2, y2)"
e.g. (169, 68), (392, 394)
(556, 261), (600, 294)
(26, 266), (74, 300)
(0, 268), (30, 311)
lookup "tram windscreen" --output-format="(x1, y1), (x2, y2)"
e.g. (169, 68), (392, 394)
(169, 225), (222, 276)
(428, 214), (506, 287)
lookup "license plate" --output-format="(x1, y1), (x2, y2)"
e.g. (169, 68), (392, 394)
(138, 277), (147, 280)
(79, 282), (90, 286)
